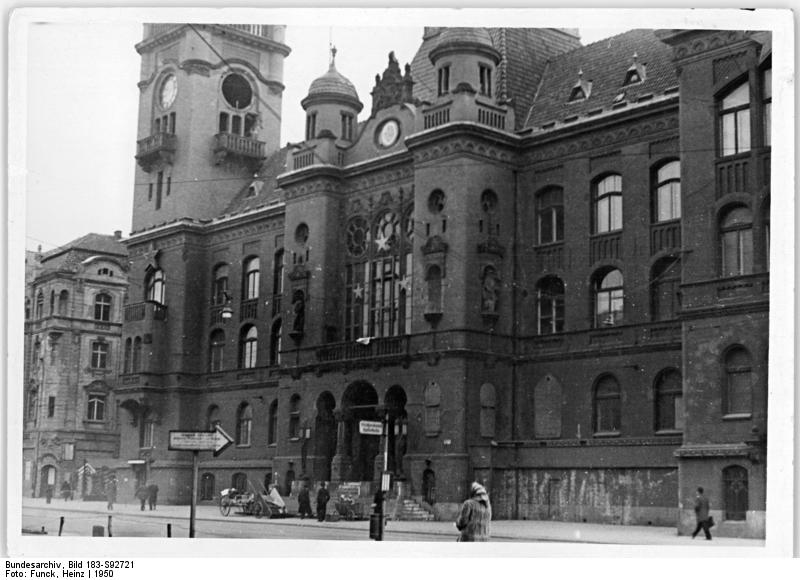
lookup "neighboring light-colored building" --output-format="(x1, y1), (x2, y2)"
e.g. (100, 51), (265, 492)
(23, 232), (128, 499)
(115, 24), (770, 538)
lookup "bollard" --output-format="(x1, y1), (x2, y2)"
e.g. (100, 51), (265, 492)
(107, 515), (113, 537)
(59, 516), (64, 536)
(167, 523), (172, 538)
(92, 525), (104, 537)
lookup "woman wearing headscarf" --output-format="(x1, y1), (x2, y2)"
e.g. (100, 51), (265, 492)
(455, 481), (491, 541)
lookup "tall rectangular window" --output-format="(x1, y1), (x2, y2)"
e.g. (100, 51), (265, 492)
(156, 171), (163, 210)
(47, 396), (55, 418)
(91, 342), (109, 369)
(720, 81), (751, 156)
(479, 64), (492, 97)
(306, 112), (317, 140)
(437, 66), (450, 96)
(762, 68), (771, 147)
(87, 394), (105, 421)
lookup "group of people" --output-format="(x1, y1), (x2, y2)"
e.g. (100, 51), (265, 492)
(135, 482), (160, 511)
(296, 481), (330, 522)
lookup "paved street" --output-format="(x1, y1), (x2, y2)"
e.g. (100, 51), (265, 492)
(20, 497), (766, 547)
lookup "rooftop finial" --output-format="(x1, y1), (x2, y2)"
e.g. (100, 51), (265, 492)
(578, 68), (583, 79)
(633, 51), (638, 62)
(330, 45), (337, 69)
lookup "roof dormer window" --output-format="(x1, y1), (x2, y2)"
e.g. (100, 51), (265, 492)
(623, 53), (646, 86)
(569, 69), (592, 102)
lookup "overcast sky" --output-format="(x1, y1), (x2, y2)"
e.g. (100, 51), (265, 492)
(13, 7), (781, 253)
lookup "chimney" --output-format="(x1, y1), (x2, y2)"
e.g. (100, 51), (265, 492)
(114, 230), (122, 240)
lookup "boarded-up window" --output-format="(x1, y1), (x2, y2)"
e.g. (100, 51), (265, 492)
(424, 382), (441, 435)
(534, 374), (562, 438)
(479, 383), (496, 437)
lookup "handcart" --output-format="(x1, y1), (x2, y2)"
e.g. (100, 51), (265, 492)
(219, 479), (287, 519)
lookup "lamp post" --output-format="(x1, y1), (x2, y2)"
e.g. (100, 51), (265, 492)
(220, 292), (233, 321)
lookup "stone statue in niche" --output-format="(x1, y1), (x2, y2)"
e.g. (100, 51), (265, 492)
(292, 290), (305, 334)
(481, 268), (500, 313)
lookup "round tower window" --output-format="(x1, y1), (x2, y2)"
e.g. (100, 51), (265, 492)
(222, 73), (253, 109)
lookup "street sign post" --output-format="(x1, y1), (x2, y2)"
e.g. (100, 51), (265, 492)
(168, 425), (233, 537)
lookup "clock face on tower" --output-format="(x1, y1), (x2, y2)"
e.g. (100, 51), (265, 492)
(377, 119), (400, 148)
(159, 74), (177, 109)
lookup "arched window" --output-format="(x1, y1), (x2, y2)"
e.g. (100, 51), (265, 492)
(50, 290), (55, 315)
(536, 187), (564, 244)
(132, 337), (142, 373)
(27, 388), (39, 422)
(58, 290), (69, 316)
(423, 381), (441, 435)
(724, 346), (753, 416)
(721, 206), (753, 277)
(655, 369), (683, 432)
(231, 472), (247, 492)
(25, 297), (31, 320)
(651, 258), (681, 321)
(146, 268), (165, 304)
(653, 161), (681, 222)
(209, 329), (225, 372)
(212, 264), (229, 306)
(593, 174), (623, 233)
(594, 269), (624, 327)
(537, 276), (565, 334)
(479, 383), (496, 438)
(200, 473), (216, 500)
(87, 394), (106, 421)
(269, 319), (282, 366)
(123, 338), (132, 373)
(242, 257), (260, 300)
(723, 465), (748, 521)
(207, 405), (220, 430)
(140, 411), (156, 448)
(36, 291), (44, 318)
(719, 80), (751, 156)
(239, 325), (257, 369)
(593, 374), (621, 434)
(288, 394), (301, 439)
(94, 293), (112, 321)
(268, 400), (278, 445)
(236, 403), (252, 446)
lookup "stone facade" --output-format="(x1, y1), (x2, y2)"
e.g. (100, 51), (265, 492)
(23, 233), (128, 499)
(114, 25), (770, 538)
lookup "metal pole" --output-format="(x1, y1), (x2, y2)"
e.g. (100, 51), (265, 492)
(189, 450), (199, 538)
(167, 523), (172, 538)
(379, 412), (389, 541)
(59, 516), (64, 536)
(107, 515), (112, 537)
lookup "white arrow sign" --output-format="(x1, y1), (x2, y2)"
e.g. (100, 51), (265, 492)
(169, 424), (234, 456)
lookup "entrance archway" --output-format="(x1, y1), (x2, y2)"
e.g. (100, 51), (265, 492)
(342, 382), (380, 481)
(385, 385), (408, 476)
(39, 465), (56, 497)
(314, 392), (336, 481)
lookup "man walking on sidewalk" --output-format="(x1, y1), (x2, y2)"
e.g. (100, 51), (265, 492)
(691, 487), (712, 540)
(316, 482), (330, 522)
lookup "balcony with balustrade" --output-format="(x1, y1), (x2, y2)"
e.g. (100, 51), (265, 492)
(213, 133), (267, 171)
(136, 133), (177, 172)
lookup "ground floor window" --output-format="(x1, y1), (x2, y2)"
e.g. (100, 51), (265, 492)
(723, 465), (748, 521)
(200, 473), (215, 500)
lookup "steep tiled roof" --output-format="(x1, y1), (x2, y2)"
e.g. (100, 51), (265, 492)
(222, 146), (288, 215)
(40, 233), (127, 271)
(410, 28), (581, 130)
(526, 29), (678, 131)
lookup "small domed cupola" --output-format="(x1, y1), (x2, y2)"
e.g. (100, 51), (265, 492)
(301, 47), (363, 142)
(428, 28), (501, 100)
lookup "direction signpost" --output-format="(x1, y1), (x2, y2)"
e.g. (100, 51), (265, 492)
(168, 424), (233, 537)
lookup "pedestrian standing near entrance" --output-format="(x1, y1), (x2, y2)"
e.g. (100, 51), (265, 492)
(316, 482), (330, 522)
(61, 480), (72, 501)
(45, 484), (54, 504)
(147, 483), (159, 510)
(136, 483), (149, 511)
(297, 483), (313, 519)
(455, 482), (492, 542)
(105, 476), (117, 511)
(691, 486), (712, 540)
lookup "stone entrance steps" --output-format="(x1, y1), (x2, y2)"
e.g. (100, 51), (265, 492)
(389, 497), (435, 521)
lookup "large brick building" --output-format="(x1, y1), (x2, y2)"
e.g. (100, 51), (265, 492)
(23, 233), (129, 499)
(114, 24), (770, 538)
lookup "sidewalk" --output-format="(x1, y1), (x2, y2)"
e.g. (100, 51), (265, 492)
(22, 498), (764, 548)
(21, 496), (765, 547)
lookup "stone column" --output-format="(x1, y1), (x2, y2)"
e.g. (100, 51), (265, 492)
(330, 410), (351, 482)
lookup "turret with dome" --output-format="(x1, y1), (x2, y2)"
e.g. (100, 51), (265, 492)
(301, 47), (363, 143)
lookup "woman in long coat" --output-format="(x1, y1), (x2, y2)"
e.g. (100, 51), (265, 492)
(455, 482), (491, 541)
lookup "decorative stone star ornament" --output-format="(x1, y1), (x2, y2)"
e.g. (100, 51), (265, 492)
(374, 232), (391, 252)
(353, 284), (364, 301)
(398, 276), (412, 293)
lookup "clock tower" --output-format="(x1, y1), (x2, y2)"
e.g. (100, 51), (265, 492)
(131, 24), (290, 231)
